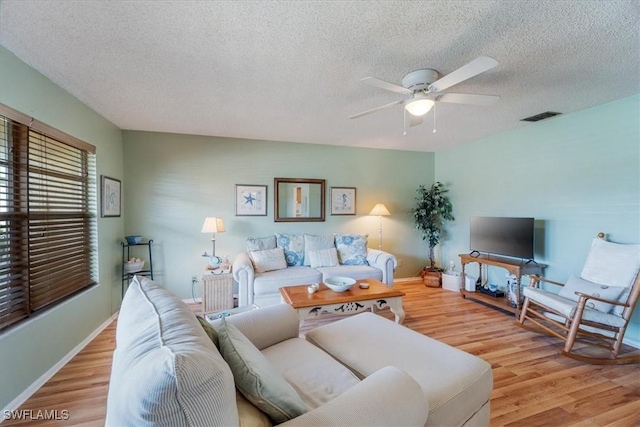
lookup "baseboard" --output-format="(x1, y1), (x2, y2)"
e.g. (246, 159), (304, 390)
(1, 311), (119, 419)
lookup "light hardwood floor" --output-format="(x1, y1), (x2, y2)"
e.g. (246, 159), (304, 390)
(4, 282), (639, 426)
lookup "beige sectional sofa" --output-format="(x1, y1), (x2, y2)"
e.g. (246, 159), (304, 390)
(233, 233), (397, 307)
(106, 276), (492, 426)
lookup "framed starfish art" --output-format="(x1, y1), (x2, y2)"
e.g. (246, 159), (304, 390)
(235, 184), (267, 216)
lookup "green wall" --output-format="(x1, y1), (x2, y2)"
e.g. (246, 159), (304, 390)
(435, 95), (640, 344)
(122, 130), (435, 298)
(0, 46), (124, 410)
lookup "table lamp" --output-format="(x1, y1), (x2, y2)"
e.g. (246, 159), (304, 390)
(201, 217), (225, 266)
(369, 203), (391, 250)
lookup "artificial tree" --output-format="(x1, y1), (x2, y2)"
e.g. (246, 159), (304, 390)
(411, 182), (454, 271)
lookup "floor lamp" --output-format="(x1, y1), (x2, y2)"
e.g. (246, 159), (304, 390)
(369, 203), (391, 250)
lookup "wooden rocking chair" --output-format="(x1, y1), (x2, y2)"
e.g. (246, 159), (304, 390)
(517, 233), (640, 364)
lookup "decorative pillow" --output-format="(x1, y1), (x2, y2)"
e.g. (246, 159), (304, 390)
(275, 233), (305, 266)
(303, 234), (335, 266)
(334, 233), (369, 266)
(580, 238), (640, 316)
(249, 247), (288, 273)
(196, 315), (219, 348)
(308, 247), (340, 268)
(558, 274), (625, 313)
(247, 236), (277, 252)
(217, 319), (307, 423)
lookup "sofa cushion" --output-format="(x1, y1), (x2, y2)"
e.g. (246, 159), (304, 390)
(247, 235), (277, 251)
(276, 233), (306, 266)
(196, 315), (219, 348)
(303, 234), (335, 266)
(250, 247), (288, 273)
(217, 319), (307, 423)
(306, 313), (493, 427)
(106, 276), (238, 427)
(334, 233), (369, 265)
(254, 266), (322, 295)
(236, 391), (273, 427)
(558, 274), (625, 313)
(262, 337), (360, 409)
(316, 265), (383, 282)
(308, 247), (340, 268)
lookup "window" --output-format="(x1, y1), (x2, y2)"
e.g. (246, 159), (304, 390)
(0, 105), (97, 331)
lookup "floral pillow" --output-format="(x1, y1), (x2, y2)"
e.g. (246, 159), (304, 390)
(334, 234), (369, 266)
(275, 233), (305, 266)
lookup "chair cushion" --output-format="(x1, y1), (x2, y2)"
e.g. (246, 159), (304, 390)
(106, 276), (238, 427)
(523, 287), (626, 327)
(558, 275), (625, 313)
(307, 247), (340, 268)
(316, 265), (383, 282)
(262, 338), (361, 409)
(217, 319), (307, 423)
(276, 233), (306, 266)
(303, 234), (335, 266)
(249, 247), (288, 273)
(306, 313), (492, 427)
(253, 267), (322, 295)
(580, 238), (640, 316)
(334, 233), (369, 265)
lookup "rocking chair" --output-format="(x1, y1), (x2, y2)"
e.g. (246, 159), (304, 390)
(517, 233), (640, 364)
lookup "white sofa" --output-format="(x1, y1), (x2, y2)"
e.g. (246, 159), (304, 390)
(106, 276), (492, 427)
(233, 233), (397, 307)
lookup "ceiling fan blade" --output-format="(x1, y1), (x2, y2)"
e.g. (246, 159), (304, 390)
(361, 77), (412, 94)
(406, 113), (423, 127)
(437, 93), (500, 106)
(428, 56), (499, 92)
(348, 100), (403, 119)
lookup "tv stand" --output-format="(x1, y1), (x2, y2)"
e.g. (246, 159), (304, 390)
(459, 253), (545, 316)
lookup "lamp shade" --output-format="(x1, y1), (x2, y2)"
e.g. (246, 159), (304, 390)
(201, 217), (226, 233)
(405, 93), (435, 116)
(369, 204), (391, 216)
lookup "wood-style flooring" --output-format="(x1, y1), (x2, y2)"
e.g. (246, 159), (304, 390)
(4, 282), (639, 426)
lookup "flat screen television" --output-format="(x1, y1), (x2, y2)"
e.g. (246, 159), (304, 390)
(470, 216), (535, 259)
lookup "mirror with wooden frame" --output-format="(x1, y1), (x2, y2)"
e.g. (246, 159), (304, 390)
(274, 178), (325, 222)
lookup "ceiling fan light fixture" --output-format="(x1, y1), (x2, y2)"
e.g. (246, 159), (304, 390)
(405, 94), (435, 116)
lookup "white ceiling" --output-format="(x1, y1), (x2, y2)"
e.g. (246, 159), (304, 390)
(1, 1), (638, 152)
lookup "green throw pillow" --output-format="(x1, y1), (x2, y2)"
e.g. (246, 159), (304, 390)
(196, 315), (219, 348)
(217, 319), (307, 423)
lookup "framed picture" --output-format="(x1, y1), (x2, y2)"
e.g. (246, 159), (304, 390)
(101, 175), (121, 217)
(331, 187), (356, 215)
(236, 184), (268, 216)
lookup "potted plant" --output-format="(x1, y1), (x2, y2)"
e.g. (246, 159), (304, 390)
(411, 182), (454, 286)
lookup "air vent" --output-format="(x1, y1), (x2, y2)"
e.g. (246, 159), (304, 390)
(521, 111), (562, 122)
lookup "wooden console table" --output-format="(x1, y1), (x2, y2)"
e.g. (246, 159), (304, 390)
(459, 253), (545, 316)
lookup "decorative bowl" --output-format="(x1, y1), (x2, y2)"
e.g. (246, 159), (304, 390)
(125, 260), (145, 273)
(125, 235), (142, 245)
(324, 277), (356, 292)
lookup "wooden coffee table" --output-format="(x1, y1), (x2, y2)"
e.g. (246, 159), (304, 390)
(279, 278), (405, 325)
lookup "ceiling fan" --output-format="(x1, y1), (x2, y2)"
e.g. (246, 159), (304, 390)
(349, 56), (500, 129)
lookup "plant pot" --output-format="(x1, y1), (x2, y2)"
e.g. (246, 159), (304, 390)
(421, 268), (442, 288)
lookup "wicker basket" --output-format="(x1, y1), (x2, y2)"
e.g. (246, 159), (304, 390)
(201, 273), (234, 313)
(421, 268), (442, 288)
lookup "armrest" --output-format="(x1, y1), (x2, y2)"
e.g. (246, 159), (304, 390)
(280, 366), (429, 427)
(366, 249), (397, 286)
(232, 252), (255, 306)
(216, 304), (300, 350)
(527, 275), (565, 288)
(575, 292), (629, 308)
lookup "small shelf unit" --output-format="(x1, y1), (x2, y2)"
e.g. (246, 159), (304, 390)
(121, 239), (154, 298)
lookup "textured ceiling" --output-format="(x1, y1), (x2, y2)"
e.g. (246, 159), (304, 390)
(0, 1), (638, 152)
